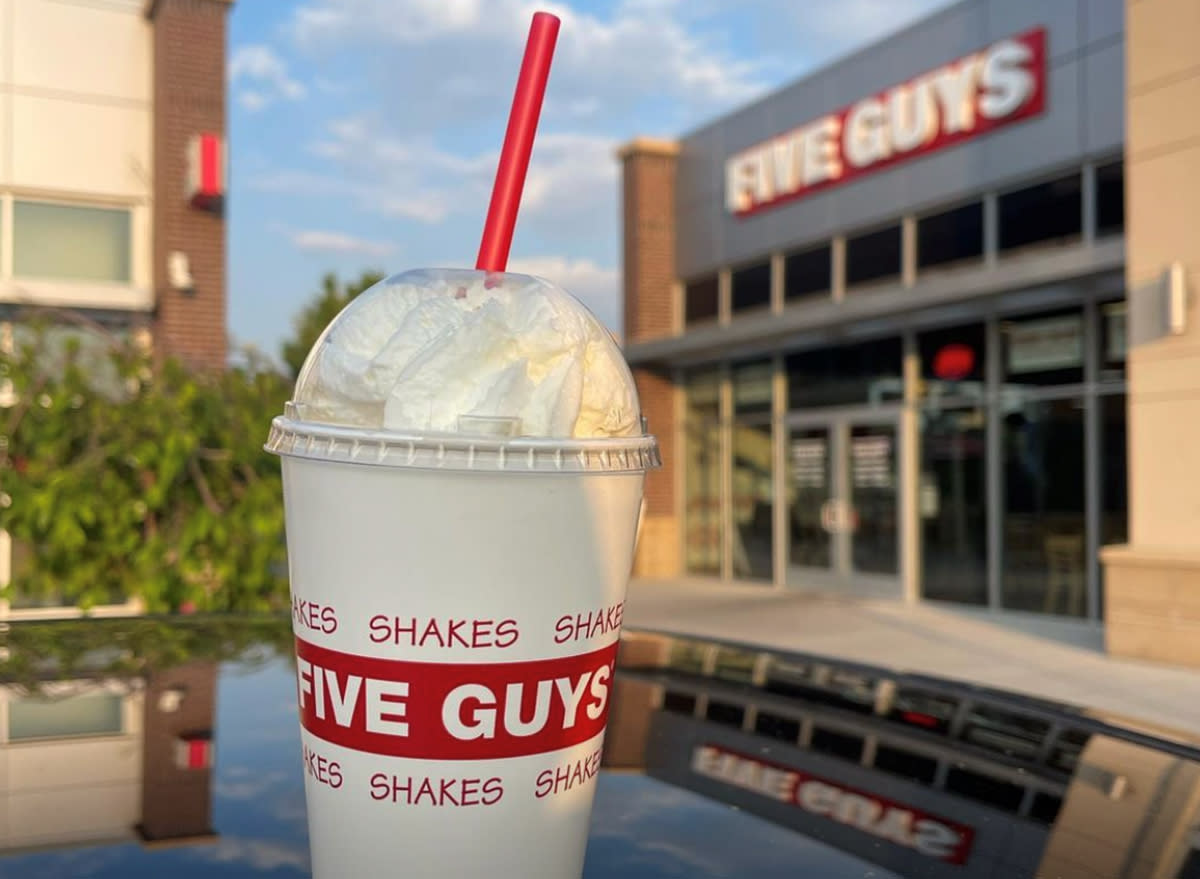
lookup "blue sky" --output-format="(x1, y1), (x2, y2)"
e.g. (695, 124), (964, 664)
(227, 0), (952, 361)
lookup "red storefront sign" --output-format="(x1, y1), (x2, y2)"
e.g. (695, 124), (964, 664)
(726, 28), (1047, 217)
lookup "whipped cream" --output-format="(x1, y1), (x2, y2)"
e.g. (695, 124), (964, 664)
(291, 269), (641, 438)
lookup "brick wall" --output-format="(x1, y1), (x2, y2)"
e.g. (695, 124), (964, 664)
(619, 139), (681, 577)
(140, 661), (218, 842)
(148, 0), (231, 369)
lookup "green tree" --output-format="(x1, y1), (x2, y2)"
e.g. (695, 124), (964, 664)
(280, 270), (385, 378)
(0, 312), (292, 613)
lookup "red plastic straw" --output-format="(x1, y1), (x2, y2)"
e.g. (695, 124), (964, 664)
(475, 11), (561, 273)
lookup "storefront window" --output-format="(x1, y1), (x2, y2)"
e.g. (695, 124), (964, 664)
(998, 173), (1082, 252)
(1096, 160), (1124, 237)
(851, 424), (899, 575)
(785, 243), (832, 301)
(9, 690), (123, 741)
(732, 361), (773, 580)
(684, 371), (722, 576)
(733, 421), (773, 580)
(1001, 398), (1087, 617)
(789, 427), (831, 569)
(1001, 309), (1085, 387)
(846, 224), (902, 288)
(731, 262), (771, 314)
(1099, 301), (1126, 383)
(786, 338), (902, 409)
(1099, 393), (1129, 614)
(917, 201), (984, 271)
(921, 407), (988, 605)
(684, 275), (719, 326)
(918, 323), (986, 402)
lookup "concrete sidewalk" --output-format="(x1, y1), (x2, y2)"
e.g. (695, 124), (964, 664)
(624, 578), (1200, 738)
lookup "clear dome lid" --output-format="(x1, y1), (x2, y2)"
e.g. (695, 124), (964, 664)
(289, 268), (643, 440)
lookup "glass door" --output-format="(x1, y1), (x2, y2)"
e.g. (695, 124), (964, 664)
(787, 412), (901, 590)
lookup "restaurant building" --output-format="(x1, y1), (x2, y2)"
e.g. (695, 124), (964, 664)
(620, 0), (1200, 665)
(0, 0), (233, 618)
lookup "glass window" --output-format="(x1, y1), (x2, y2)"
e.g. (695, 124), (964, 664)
(998, 173), (1082, 252)
(851, 424), (899, 575)
(733, 359), (772, 415)
(789, 427), (831, 570)
(784, 243), (831, 300)
(921, 407), (988, 605)
(1099, 301), (1126, 382)
(684, 371), (722, 575)
(684, 275), (719, 326)
(732, 421), (773, 580)
(917, 202), (984, 271)
(1096, 160), (1124, 237)
(14, 201), (132, 283)
(918, 323), (986, 401)
(1002, 309), (1085, 387)
(786, 338), (903, 409)
(9, 690), (123, 741)
(1001, 397), (1087, 617)
(846, 224), (902, 287)
(1099, 393), (1128, 616)
(731, 262), (770, 314)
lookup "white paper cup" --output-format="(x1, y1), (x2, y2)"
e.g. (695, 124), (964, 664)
(267, 414), (659, 878)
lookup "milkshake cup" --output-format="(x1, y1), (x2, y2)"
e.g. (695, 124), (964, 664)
(266, 267), (659, 878)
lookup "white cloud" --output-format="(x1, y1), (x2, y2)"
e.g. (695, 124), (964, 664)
(291, 229), (395, 257)
(228, 44), (307, 112)
(201, 837), (310, 872)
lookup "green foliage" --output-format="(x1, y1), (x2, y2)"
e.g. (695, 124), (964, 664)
(0, 616), (295, 693)
(280, 270), (385, 378)
(0, 313), (292, 613)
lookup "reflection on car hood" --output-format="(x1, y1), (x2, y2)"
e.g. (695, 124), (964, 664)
(0, 617), (1198, 878)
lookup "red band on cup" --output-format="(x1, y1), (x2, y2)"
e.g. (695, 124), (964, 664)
(295, 638), (618, 760)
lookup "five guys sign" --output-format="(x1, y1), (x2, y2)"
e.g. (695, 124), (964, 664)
(726, 27), (1047, 216)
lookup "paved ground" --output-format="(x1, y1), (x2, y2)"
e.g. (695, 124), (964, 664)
(624, 578), (1200, 738)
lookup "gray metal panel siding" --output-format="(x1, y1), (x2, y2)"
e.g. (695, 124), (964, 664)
(674, 0), (1125, 279)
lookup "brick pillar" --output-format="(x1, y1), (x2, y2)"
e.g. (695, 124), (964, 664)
(147, 0), (231, 369)
(139, 661), (219, 845)
(618, 138), (680, 578)
(1102, 0), (1200, 665)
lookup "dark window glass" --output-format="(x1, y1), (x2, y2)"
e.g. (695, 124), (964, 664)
(785, 243), (832, 300)
(919, 323), (987, 394)
(873, 746), (938, 784)
(998, 173), (1082, 252)
(945, 769), (1024, 812)
(1047, 730), (1090, 774)
(1099, 300), (1126, 382)
(1096, 160), (1124, 236)
(1002, 309), (1085, 386)
(662, 691), (697, 715)
(731, 262), (771, 313)
(962, 707), (1051, 760)
(1002, 399), (1087, 617)
(810, 727), (864, 762)
(789, 426), (832, 570)
(685, 275), (719, 325)
(921, 407), (988, 606)
(1029, 793), (1063, 825)
(1179, 848), (1200, 879)
(786, 337), (903, 409)
(1100, 394), (1128, 617)
(918, 202), (984, 270)
(704, 700), (745, 728)
(888, 689), (957, 734)
(754, 712), (801, 742)
(851, 424), (899, 575)
(846, 224), (902, 287)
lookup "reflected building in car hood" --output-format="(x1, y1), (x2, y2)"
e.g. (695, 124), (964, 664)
(607, 631), (1200, 879)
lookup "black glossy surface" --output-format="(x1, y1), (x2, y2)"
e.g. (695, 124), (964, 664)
(3, 617), (1200, 878)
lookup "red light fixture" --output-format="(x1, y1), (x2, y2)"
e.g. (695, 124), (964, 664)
(933, 344), (975, 381)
